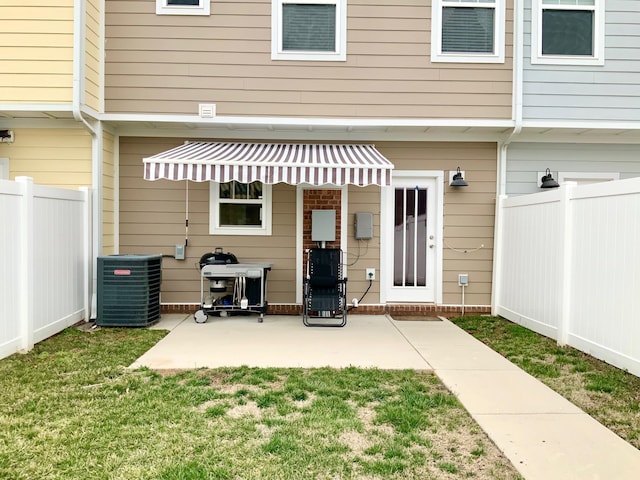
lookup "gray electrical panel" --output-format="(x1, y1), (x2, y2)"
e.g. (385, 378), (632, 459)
(355, 212), (373, 240)
(312, 210), (336, 241)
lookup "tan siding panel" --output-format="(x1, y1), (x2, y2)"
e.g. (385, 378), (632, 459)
(377, 141), (496, 306)
(118, 138), (495, 307)
(119, 137), (298, 304)
(105, 0), (513, 118)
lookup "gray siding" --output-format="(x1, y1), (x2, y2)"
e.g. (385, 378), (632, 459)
(523, 0), (640, 122)
(506, 143), (640, 195)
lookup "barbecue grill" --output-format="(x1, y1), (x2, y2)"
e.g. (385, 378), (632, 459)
(195, 247), (271, 323)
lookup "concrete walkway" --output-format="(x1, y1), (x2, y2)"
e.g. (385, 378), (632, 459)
(131, 313), (640, 479)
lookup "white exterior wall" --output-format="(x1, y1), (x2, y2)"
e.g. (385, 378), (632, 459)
(522, 0), (640, 122)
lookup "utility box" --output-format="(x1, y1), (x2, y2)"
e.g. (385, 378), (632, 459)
(355, 212), (373, 240)
(311, 210), (336, 242)
(97, 254), (162, 327)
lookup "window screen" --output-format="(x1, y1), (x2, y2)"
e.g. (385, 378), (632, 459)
(542, 9), (593, 55)
(282, 4), (336, 51)
(442, 7), (495, 53)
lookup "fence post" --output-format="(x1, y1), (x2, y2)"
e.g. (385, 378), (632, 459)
(557, 182), (576, 346)
(16, 176), (35, 353)
(80, 187), (93, 323)
(491, 194), (508, 316)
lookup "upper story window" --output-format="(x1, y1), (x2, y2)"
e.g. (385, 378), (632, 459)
(156, 0), (210, 16)
(209, 181), (273, 236)
(431, 0), (505, 63)
(271, 0), (347, 61)
(531, 0), (604, 65)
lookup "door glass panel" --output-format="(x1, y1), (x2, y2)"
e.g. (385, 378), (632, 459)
(394, 187), (428, 287)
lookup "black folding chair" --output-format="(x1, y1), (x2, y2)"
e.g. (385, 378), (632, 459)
(303, 248), (347, 327)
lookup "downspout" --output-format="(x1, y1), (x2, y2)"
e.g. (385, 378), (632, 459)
(73, 0), (102, 320)
(492, 0), (523, 315)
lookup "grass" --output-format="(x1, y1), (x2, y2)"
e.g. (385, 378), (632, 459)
(0, 326), (522, 480)
(451, 315), (640, 449)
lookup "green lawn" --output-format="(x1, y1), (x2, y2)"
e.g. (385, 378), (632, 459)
(0, 326), (521, 480)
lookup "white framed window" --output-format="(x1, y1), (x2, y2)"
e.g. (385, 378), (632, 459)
(271, 0), (347, 61)
(531, 0), (604, 66)
(156, 0), (210, 16)
(209, 181), (272, 236)
(431, 0), (505, 63)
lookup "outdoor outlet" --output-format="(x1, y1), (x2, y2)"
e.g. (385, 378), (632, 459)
(458, 273), (469, 287)
(352, 298), (359, 308)
(366, 268), (375, 281)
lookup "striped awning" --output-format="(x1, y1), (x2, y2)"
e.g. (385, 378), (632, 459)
(143, 142), (394, 187)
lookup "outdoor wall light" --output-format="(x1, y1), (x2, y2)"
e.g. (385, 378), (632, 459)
(540, 168), (560, 188)
(450, 167), (468, 187)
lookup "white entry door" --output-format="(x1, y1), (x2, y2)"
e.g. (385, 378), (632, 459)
(381, 172), (442, 303)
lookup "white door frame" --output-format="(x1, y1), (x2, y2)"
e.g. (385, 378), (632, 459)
(380, 171), (443, 304)
(295, 184), (348, 304)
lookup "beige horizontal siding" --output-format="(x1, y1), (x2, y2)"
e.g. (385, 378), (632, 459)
(346, 185), (382, 302)
(102, 132), (115, 255)
(119, 137), (495, 307)
(0, 4), (74, 103)
(118, 137), (298, 304)
(0, 128), (92, 189)
(105, 0), (513, 119)
(377, 141), (496, 306)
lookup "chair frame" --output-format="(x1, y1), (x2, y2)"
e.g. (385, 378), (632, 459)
(302, 248), (348, 327)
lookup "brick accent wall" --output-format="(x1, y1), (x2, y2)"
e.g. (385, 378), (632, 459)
(303, 189), (342, 250)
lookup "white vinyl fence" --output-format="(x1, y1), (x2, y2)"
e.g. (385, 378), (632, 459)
(0, 177), (91, 360)
(494, 177), (640, 376)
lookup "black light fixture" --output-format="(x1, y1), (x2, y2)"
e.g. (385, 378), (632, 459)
(540, 168), (560, 188)
(450, 167), (468, 187)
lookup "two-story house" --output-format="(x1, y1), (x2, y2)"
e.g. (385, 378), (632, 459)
(4, 1), (636, 318)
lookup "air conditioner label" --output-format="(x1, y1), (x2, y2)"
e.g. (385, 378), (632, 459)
(114, 269), (131, 276)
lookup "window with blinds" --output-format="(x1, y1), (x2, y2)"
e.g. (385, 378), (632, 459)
(283, 4), (336, 51)
(532, 0), (603, 65)
(442, 6), (494, 53)
(272, 0), (347, 61)
(431, 0), (505, 63)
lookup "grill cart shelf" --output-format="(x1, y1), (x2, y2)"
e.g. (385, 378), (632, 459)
(195, 261), (272, 323)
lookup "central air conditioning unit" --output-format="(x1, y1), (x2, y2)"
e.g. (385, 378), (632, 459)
(97, 254), (162, 327)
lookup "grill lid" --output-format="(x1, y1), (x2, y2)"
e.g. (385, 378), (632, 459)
(199, 247), (238, 269)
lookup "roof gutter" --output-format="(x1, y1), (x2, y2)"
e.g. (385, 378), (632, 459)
(493, 0), (524, 315)
(73, 0), (102, 320)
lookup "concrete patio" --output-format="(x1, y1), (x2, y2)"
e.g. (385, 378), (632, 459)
(131, 313), (640, 480)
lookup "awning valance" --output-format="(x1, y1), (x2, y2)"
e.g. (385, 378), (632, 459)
(143, 142), (394, 187)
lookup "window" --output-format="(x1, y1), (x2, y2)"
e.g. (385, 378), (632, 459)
(272, 0), (347, 61)
(209, 181), (272, 235)
(156, 0), (210, 16)
(532, 0), (604, 65)
(431, 0), (505, 63)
